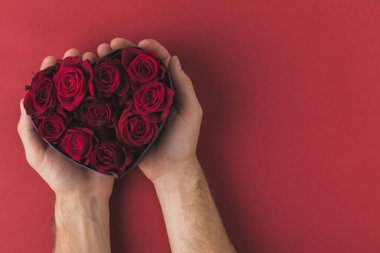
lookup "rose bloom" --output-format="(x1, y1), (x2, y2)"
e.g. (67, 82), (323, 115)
(133, 81), (174, 122)
(37, 109), (68, 144)
(116, 109), (158, 147)
(122, 47), (166, 89)
(24, 66), (56, 116)
(59, 127), (96, 165)
(76, 97), (113, 129)
(53, 57), (93, 111)
(90, 142), (133, 174)
(91, 57), (129, 98)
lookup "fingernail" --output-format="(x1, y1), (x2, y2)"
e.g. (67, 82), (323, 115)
(138, 40), (149, 48)
(175, 56), (181, 70)
(20, 99), (26, 115)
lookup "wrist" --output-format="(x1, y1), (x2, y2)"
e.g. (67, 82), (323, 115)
(54, 194), (110, 225)
(152, 157), (204, 193)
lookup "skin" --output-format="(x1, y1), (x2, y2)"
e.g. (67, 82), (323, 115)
(17, 38), (236, 253)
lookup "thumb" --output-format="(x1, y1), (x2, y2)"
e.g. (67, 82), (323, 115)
(168, 56), (201, 114)
(17, 99), (46, 166)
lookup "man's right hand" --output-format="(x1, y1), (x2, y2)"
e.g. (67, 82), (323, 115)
(136, 39), (204, 184)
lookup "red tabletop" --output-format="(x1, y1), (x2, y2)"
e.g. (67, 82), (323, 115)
(1, 0), (379, 252)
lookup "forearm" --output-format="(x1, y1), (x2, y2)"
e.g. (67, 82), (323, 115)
(53, 194), (111, 253)
(153, 159), (236, 253)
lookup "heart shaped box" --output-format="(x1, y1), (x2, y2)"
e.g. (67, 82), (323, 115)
(25, 46), (174, 179)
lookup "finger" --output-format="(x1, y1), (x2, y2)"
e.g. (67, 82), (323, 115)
(138, 39), (171, 67)
(63, 48), (81, 59)
(97, 43), (112, 57)
(168, 56), (201, 113)
(40, 56), (57, 70)
(82, 51), (98, 63)
(17, 99), (47, 165)
(110, 37), (136, 50)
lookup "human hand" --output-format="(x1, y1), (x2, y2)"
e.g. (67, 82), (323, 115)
(17, 39), (141, 200)
(132, 41), (236, 252)
(18, 39), (153, 253)
(135, 39), (203, 184)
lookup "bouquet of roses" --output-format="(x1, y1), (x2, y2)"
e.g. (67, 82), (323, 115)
(23, 47), (174, 178)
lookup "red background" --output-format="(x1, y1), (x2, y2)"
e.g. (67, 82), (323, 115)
(1, 0), (380, 252)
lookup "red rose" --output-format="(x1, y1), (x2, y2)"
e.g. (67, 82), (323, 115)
(116, 109), (158, 147)
(133, 81), (174, 122)
(24, 66), (56, 115)
(76, 97), (113, 129)
(122, 47), (166, 89)
(53, 57), (93, 111)
(37, 109), (68, 144)
(90, 142), (133, 173)
(59, 127), (96, 165)
(91, 57), (129, 98)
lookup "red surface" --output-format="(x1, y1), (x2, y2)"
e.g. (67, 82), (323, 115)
(1, 0), (380, 252)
